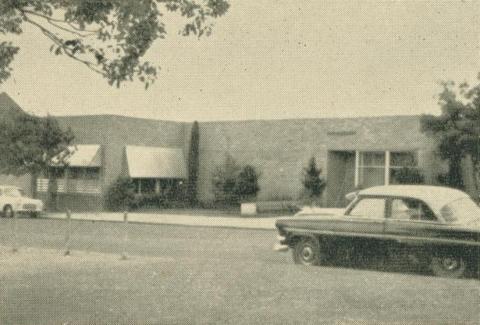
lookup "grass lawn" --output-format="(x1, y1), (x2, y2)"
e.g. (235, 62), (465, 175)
(0, 219), (479, 325)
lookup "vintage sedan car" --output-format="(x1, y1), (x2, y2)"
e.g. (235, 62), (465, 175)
(0, 185), (44, 218)
(274, 185), (480, 278)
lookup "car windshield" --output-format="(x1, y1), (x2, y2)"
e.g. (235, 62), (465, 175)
(4, 188), (23, 197)
(440, 197), (480, 224)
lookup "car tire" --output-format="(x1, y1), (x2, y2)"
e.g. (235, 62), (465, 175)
(430, 254), (466, 278)
(3, 205), (14, 218)
(29, 212), (38, 218)
(293, 237), (323, 266)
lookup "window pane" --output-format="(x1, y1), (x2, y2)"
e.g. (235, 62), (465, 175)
(441, 198), (480, 223)
(359, 167), (385, 188)
(141, 179), (156, 194)
(349, 198), (385, 218)
(85, 168), (100, 180)
(48, 167), (65, 178)
(391, 198), (436, 221)
(389, 167), (423, 185)
(69, 167), (83, 179)
(360, 152), (385, 167)
(390, 152), (417, 167)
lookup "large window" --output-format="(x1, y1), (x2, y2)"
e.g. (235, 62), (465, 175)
(68, 167), (100, 180)
(389, 152), (419, 184)
(133, 178), (184, 195)
(358, 152), (386, 188)
(37, 167), (101, 194)
(134, 179), (156, 194)
(356, 151), (419, 187)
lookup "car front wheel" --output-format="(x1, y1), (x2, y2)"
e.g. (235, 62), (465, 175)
(3, 205), (14, 218)
(430, 255), (466, 278)
(293, 237), (323, 266)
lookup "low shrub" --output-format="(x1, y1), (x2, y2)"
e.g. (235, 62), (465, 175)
(211, 155), (261, 206)
(129, 187), (188, 210)
(105, 177), (136, 211)
(392, 167), (425, 185)
(255, 200), (301, 214)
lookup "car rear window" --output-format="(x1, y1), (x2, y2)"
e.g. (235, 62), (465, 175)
(440, 197), (480, 223)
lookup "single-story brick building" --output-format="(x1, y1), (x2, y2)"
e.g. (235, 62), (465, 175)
(1, 92), (475, 210)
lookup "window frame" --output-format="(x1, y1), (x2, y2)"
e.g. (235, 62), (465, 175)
(345, 195), (388, 220)
(355, 150), (420, 187)
(385, 196), (440, 223)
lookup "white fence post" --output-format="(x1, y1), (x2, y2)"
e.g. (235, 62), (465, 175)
(64, 209), (72, 256)
(11, 210), (18, 253)
(121, 211), (129, 260)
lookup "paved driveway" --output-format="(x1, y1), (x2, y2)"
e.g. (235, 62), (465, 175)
(0, 218), (479, 324)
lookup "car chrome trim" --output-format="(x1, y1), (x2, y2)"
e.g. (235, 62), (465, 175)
(273, 243), (289, 252)
(283, 227), (480, 247)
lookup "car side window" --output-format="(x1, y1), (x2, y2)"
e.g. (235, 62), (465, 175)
(347, 198), (386, 219)
(390, 198), (437, 221)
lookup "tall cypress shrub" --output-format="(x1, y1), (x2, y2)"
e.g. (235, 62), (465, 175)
(187, 121), (200, 205)
(302, 157), (326, 206)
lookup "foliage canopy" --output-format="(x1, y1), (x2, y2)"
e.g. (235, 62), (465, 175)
(211, 154), (260, 205)
(0, 0), (229, 87)
(421, 78), (480, 191)
(0, 112), (74, 176)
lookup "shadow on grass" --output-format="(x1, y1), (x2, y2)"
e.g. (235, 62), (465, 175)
(320, 252), (479, 280)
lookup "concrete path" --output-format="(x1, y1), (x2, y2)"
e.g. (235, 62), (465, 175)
(45, 208), (344, 230)
(46, 212), (280, 230)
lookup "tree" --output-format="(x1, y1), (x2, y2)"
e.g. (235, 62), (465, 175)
(186, 121), (199, 205)
(211, 153), (240, 205)
(421, 78), (480, 192)
(0, 0), (229, 88)
(105, 177), (136, 211)
(302, 157), (326, 206)
(0, 112), (74, 209)
(234, 165), (260, 202)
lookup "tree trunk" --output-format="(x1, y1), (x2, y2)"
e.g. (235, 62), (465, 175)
(472, 156), (480, 201)
(447, 156), (464, 190)
(47, 169), (58, 211)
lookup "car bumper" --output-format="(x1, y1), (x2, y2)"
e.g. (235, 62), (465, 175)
(273, 234), (289, 252)
(17, 207), (43, 212)
(273, 243), (289, 252)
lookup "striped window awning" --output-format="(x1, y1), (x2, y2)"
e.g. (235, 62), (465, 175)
(125, 146), (187, 179)
(52, 145), (102, 167)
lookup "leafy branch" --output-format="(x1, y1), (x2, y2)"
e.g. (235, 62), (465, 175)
(0, 0), (230, 88)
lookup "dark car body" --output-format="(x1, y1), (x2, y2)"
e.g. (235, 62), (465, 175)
(275, 185), (480, 278)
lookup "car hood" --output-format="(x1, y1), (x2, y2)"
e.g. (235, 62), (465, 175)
(20, 197), (43, 205)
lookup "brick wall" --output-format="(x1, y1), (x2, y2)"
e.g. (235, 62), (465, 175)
(56, 115), (186, 208)
(57, 114), (439, 207)
(197, 116), (436, 203)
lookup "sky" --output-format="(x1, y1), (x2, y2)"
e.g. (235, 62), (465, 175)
(1, 0), (479, 121)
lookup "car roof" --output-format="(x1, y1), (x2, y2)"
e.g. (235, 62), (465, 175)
(359, 185), (469, 214)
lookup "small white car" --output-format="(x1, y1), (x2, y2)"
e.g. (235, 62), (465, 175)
(0, 186), (44, 218)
